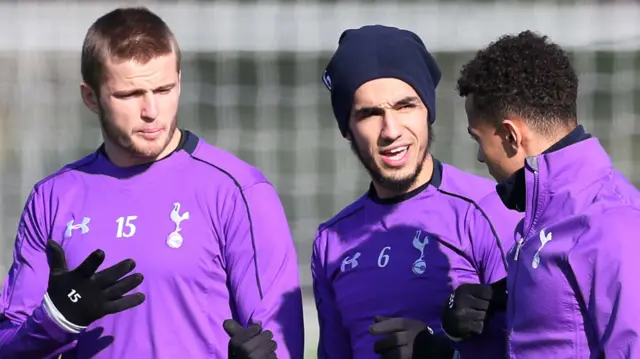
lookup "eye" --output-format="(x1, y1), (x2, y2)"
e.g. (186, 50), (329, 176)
(115, 93), (134, 99)
(114, 90), (143, 99)
(399, 103), (416, 110)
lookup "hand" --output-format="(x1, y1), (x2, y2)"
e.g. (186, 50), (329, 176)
(411, 328), (457, 359)
(369, 316), (428, 359)
(440, 278), (507, 340)
(46, 239), (145, 327)
(224, 319), (278, 359)
(486, 277), (507, 314)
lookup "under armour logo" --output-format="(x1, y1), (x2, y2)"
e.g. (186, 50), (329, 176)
(65, 217), (90, 238)
(340, 252), (361, 272)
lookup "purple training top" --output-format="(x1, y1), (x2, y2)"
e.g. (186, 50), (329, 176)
(0, 130), (304, 359)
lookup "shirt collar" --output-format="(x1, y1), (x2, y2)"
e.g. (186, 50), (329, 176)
(496, 125), (592, 212)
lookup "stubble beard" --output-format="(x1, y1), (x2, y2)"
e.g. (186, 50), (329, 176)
(99, 105), (178, 162)
(351, 139), (430, 195)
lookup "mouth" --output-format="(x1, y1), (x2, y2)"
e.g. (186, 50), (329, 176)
(380, 145), (410, 167)
(137, 128), (163, 140)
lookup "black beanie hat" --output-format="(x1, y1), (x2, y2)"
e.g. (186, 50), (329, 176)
(322, 25), (441, 137)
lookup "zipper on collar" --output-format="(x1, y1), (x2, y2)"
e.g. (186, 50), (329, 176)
(523, 156), (541, 240)
(513, 237), (524, 261)
(508, 155), (541, 354)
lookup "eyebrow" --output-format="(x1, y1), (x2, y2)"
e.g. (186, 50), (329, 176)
(353, 96), (421, 119)
(112, 82), (176, 97)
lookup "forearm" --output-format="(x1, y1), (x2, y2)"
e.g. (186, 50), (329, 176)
(453, 325), (507, 359)
(315, 304), (352, 359)
(225, 181), (305, 357)
(0, 303), (77, 357)
(249, 287), (304, 359)
(313, 290), (351, 358)
(317, 331), (353, 359)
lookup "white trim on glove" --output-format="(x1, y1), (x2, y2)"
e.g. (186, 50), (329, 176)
(43, 292), (87, 334)
(441, 323), (463, 342)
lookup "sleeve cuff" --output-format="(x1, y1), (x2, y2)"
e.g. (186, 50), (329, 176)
(43, 293), (87, 334)
(441, 324), (463, 342)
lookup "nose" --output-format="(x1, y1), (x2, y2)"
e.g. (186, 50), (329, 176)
(380, 111), (402, 141)
(141, 93), (159, 121)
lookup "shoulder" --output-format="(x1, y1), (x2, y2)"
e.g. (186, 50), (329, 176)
(567, 205), (640, 280)
(317, 193), (368, 236)
(437, 163), (522, 252)
(311, 193), (368, 270)
(31, 151), (101, 195)
(580, 205), (640, 244)
(187, 133), (271, 190)
(437, 162), (498, 204)
(438, 162), (519, 222)
(313, 193), (368, 252)
(574, 169), (640, 246)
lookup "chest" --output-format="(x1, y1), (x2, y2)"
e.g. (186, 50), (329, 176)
(50, 184), (223, 286)
(330, 227), (479, 329)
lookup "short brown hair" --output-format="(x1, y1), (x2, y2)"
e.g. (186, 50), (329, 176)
(81, 7), (181, 92)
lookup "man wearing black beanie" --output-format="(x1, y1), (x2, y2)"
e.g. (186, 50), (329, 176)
(310, 25), (522, 359)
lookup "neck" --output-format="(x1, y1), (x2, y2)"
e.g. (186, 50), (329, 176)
(103, 130), (182, 168)
(373, 154), (434, 199)
(524, 124), (576, 157)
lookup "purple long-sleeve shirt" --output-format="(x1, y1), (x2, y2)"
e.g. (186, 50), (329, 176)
(311, 159), (522, 359)
(0, 130), (304, 359)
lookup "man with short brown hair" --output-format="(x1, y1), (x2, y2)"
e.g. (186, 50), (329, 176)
(0, 7), (303, 359)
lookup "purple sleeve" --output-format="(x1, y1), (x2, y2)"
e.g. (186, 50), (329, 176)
(568, 208), (640, 358)
(470, 193), (521, 284)
(0, 189), (78, 357)
(455, 194), (521, 359)
(224, 182), (304, 359)
(311, 231), (352, 359)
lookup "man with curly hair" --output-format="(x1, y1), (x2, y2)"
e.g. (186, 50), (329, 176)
(441, 30), (640, 358)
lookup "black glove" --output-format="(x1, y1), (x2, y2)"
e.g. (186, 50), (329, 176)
(411, 328), (456, 359)
(223, 319), (278, 359)
(370, 316), (441, 359)
(46, 239), (145, 327)
(440, 278), (507, 340)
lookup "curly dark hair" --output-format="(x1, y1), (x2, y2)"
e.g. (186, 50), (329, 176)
(457, 30), (578, 135)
